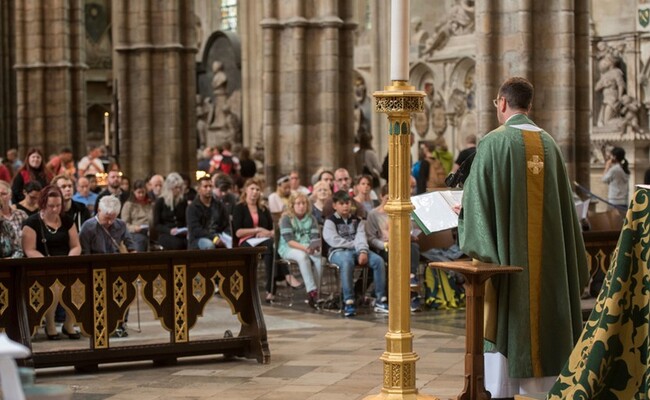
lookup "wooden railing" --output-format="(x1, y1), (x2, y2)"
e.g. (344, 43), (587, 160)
(583, 230), (620, 277)
(0, 247), (269, 370)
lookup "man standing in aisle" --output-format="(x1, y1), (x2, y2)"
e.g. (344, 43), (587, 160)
(458, 77), (588, 399)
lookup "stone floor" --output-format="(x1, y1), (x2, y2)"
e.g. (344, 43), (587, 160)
(26, 268), (598, 400)
(32, 286), (469, 400)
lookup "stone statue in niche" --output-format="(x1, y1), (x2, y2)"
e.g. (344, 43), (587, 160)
(448, 0), (475, 35)
(353, 78), (371, 140)
(619, 94), (643, 134)
(222, 104), (242, 144)
(464, 68), (476, 110)
(431, 92), (448, 137)
(196, 95), (210, 148)
(422, 0), (475, 57)
(209, 61), (228, 129)
(595, 56), (626, 127)
(411, 17), (429, 58)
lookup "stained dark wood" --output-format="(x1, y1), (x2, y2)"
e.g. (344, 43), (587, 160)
(0, 247), (269, 370)
(429, 260), (522, 400)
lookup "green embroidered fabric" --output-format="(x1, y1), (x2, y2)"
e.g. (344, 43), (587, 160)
(547, 188), (649, 399)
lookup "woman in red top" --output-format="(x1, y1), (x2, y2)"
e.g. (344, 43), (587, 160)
(11, 148), (51, 204)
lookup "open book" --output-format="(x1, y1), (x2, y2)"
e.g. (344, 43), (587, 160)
(411, 190), (463, 235)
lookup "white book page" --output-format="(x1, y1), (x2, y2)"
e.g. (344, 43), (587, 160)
(411, 191), (459, 234)
(439, 190), (463, 208)
(246, 237), (268, 247)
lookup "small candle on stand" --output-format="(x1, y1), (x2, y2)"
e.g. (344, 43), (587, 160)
(104, 112), (110, 148)
(390, 0), (410, 81)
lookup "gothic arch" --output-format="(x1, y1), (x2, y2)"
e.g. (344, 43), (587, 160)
(410, 61), (434, 92)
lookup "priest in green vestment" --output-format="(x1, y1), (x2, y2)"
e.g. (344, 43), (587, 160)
(458, 77), (589, 398)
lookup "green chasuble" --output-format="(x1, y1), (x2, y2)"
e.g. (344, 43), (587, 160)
(458, 113), (589, 379)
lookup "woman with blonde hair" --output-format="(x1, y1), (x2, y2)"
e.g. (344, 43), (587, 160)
(278, 193), (322, 307)
(0, 180), (28, 240)
(232, 178), (301, 302)
(153, 172), (188, 250)
(310, 180), (331, 225)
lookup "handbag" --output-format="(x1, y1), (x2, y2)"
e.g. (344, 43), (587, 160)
(98, 219), (129, 253)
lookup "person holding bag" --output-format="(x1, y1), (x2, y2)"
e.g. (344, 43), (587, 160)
(79, 195), (135, 255)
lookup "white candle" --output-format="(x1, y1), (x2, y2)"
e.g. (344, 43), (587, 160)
(104, 112), (110, 147)
(390, 0), (410, 81)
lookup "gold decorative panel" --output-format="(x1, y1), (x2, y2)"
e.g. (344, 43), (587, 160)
(383, 362), (415, 388)
(192, 272), (206, 302)
(230, 270), (243, 300)
(0, 283), (8, 315)
(153, 274), (166, 305)
(173, 265), (188, 342)
(596, 249), (608, 272)
(112, 276), (127, 307)
(71, 279), (85, 310)
(29, 281), (44, 312)
(375, 96), (424, 114)
(93, 269), (108, 349)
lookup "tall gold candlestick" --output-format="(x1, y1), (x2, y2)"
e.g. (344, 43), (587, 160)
(364, 1), (438, 399)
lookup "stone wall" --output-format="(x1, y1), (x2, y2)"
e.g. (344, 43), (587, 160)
(14, 0), (87, 159)
(0, 0), (16, 153)
(260, 0), (357, 185)
(112, 1), (197, 179)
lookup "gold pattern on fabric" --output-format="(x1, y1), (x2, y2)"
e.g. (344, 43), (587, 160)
(29, 281), (44, 312)
(522, 130), (545, 377)
(0, 283), (7, 315)
(71, 279), (85, 310)
(527, 155), (544, 174)
(548, 188), (650, 399)
(173, 265), (188, 342)
(93, 269), (108, 348)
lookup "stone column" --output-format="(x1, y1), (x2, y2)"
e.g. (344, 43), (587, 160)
(261, 1), (357, 186)
(14, 0), (86, 158)
(260, 0), (281, 180)
(0, 0), (16, 152)
(113, 0), (197, 179)
(574, 0), (591, 190)
(239, 0), (264, 148)
(476, 0), (590, 181)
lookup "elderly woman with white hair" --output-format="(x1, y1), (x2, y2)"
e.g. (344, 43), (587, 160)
(152, 172), (188, 250)
(79, 195), (135, 254)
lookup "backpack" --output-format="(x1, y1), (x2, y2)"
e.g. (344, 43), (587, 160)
(218, 155), (234, 175)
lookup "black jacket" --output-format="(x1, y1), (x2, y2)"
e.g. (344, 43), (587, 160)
(186, 196), (229, 249)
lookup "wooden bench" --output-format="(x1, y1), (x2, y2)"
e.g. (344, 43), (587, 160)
(0, 247), (269, 370)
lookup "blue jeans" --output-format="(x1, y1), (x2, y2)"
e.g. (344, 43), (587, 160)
(329, 249), (386, 303)
(197, 238), (216, 250)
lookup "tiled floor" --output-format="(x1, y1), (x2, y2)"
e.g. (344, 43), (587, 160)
(32, 289), (469, 400)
